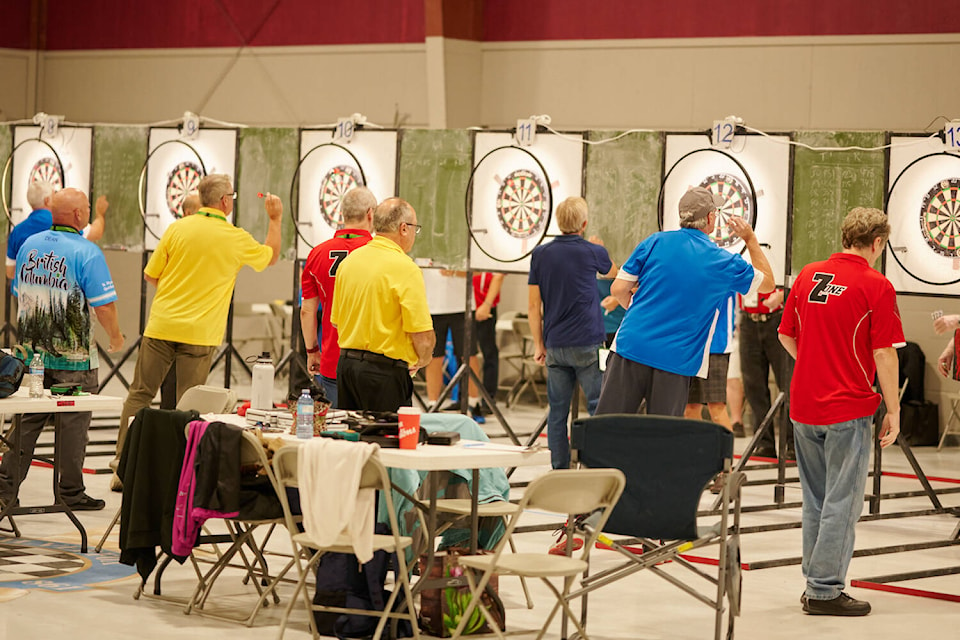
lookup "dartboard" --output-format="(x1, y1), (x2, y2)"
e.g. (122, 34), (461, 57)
(920, 178), (960, 257)
(495, 169), (550, 239)
(165, 161), (204, 218)
(319, 165), (364, 228)
(30, 157), (63, 190)
(698, 173), (753, 248)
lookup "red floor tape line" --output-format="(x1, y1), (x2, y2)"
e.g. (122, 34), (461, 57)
(880, 470), (960, 485)
(851, 580), (960, 603)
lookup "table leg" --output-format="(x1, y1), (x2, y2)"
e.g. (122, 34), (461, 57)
(470, 468), (479, 555)
(0, 415), (23, 537)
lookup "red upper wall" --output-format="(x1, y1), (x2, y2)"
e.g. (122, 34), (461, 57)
(43, 0), (425, 50)
(484, 0), (960, 41)
(11, 0), (955, 51)
(0, 0), (33, 49)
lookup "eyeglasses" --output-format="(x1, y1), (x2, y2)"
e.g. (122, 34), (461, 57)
(403, 221), (422, 235)
(222, 191), (237, 201)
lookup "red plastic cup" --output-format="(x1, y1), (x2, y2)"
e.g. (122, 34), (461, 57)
(398, 407), (421, 449)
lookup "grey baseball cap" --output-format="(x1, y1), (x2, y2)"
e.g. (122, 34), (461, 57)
(679, 187), (725, 221)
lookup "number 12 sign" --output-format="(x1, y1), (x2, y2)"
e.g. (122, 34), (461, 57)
(712, 118), (737, 149)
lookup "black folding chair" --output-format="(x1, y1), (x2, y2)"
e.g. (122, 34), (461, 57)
(570, 414), (745, 640)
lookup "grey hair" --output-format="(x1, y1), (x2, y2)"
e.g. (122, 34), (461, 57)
(198, 174), (232, 207)
(341, 187), (377, 224)
(679, 211), (710, 230)
(27, 181), (56, 210)
(373, 198), (414, 233)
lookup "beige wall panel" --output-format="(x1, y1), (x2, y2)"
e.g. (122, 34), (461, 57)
(481, 35), (959, 131)
(39, 45), (428, 127)
(809, 41), (960, 130)
(0, 49), (32, 120)
(442, 38), (483, 129)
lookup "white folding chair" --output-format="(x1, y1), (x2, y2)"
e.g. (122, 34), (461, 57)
(450, 468), (626, 640)
(273, 444), (420, 640)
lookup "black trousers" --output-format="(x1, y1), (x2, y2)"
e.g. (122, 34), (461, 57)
(739, 310), (794, 449)
(476, 309), (499, 403)
(336, 352), (413, 412)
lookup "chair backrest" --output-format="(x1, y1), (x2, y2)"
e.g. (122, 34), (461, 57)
(522, 468), (625, 517)
(272, 443), (401, 537)
(571, 414), (733, 540)
(492, 468), (624, 566)
(177, 385), (237, 414)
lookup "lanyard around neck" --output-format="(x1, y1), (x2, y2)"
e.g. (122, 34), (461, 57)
(51, 224), (81, 234)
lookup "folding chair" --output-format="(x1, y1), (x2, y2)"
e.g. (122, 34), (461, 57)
(449, 468), (626, 640)
(273, 444), (420, 640)
(95, 385), (237, 553)
(569, 414), (746, 640)
(180, 428), (294, 625)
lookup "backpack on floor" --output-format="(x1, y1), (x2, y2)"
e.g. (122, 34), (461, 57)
(313, 523), (412, 639)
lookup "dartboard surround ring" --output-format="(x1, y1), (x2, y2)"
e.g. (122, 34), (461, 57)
(30, 157), (63, 190)
(920, 177), (960, 258)
(165, 160), (204, 219)
(698, 173), (753, 248)
(495, 169), (550, 239)
(318, 165), (364, 229)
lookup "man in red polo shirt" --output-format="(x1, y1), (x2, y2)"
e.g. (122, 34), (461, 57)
(778, 207), (904, 617)
(300, 187), (377, 407)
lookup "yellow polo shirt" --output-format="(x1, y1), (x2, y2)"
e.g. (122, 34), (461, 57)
(144, 208), (273, 346)
(330, 235), (433, 364)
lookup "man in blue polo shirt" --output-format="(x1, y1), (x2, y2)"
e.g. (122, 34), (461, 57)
(6, 181), (107, 281)
(598, 187), (775, 416)
(529, 196), (617, 470)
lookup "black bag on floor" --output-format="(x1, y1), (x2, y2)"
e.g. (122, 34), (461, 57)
(900, 401), (939, 446)
(313, 523), (413, 639)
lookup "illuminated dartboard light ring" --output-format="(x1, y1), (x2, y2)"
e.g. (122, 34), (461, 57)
(698, 173), (754, 248)
(318, 165), (364, 229)
(165, 161), (204, 219)
(495, 169), (550, 239)
(919, 178), (960, 258)
(30, 157), (64, 190)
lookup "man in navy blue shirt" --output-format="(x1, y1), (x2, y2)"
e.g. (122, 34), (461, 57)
(529, 197), (617, 470)
(598, 187), (775, 417)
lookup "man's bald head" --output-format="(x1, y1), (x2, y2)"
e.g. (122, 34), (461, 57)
(50, 188), (90, 228)
(182, 193), (201, 217)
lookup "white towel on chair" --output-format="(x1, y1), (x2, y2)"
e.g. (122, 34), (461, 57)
(298, 439), (378, 563)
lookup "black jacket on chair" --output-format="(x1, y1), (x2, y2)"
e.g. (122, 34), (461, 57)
(117, 407), (198, 582)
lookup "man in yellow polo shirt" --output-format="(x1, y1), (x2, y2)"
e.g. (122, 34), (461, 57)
(111, 174), (282, 488)
(331, 197), (434, 411)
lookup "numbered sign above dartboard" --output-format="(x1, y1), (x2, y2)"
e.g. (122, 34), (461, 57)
(5, 125), (92, 228)
(467, 131), (585, 273)
(660, 133), (791, 285)
(293, 129), (399, 260)
(886, 135), (960, 295)
(141, 127), (237, 251)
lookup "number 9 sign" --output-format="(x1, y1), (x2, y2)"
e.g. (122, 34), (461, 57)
(182, 112), (200, 140)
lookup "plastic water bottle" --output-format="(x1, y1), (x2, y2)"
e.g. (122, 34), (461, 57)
(250, 351), (275, 410)
(29, 352), (44, 398)
(296, 389), (314, 440)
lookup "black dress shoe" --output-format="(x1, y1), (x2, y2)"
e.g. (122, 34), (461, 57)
(732, 422), (746, 437)
(66, 494), (106, 511)
(752, 446), (777, 459)
(803, 592), (871, 616)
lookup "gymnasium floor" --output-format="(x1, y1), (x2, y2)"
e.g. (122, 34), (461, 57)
(0, 397), (958, 640)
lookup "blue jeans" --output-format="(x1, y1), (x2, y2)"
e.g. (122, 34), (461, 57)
(545, 344), (603, 469)
(793, 416), (872, 600)
(316, 374), (338, 409)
